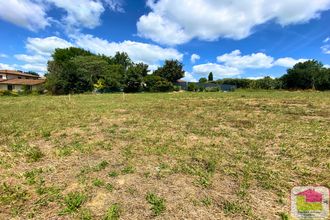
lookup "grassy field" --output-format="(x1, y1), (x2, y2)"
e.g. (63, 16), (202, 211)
(0, 90), (329, 219)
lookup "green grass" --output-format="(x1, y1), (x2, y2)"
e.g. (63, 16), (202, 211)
(0, 90), (329, 219)
(103, 204), (120, 220)
(60, 192), (87, 215)
(146, 192), (166, 216)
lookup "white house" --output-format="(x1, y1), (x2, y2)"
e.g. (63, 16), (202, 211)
(0, 70), (45, 91)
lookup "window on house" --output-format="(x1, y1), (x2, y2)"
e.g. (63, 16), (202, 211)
(0, 75), (2, 79)
(7, 85), (13, 91)
(18, 77), (22, 79)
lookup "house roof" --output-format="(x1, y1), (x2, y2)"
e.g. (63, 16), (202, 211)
(0, 79), (46, 86)
(297, 189), (323, 203)
(177, 79), (186, 83)
(0, 70), (40, 78)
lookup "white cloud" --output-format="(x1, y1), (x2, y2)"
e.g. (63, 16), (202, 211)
(15, 54), (48, 63)
(26, 36), (73, 56)
(321, 45), (330, 54)
(45, 0), (105, 29)
(324, 64), (330, 68)
(182, 72), (197, 82)
(104, 0), (125, 12)
(138, 0), (330, 45)
(216, 50), (308, 69)
(137, 12), (190, 46)
(193, 63), (241, 78)
(12, 35), (182, 74)
(274, 57), (308, 68)
(324, 37), (330, 43)
(0, 63), (15, 70)
(217, 50), (274, 69)
(20, 63), (47, 72)
(0, 54), (8, 58)
(0, 0), (49, 31)
(73, 34), (183, 66)
(190, 54), (200, 64)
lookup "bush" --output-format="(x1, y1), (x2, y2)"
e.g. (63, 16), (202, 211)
(144, 75), (173, 92)
(205, 87), (220, 92)
(187, 83), (198, 92)
(173, 85), (181, 92)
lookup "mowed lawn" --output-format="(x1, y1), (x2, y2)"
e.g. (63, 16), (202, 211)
(0, 91), (329, 219)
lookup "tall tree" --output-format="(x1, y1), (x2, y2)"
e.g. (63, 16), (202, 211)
(208, 72), (214, 81)
(281, 60), (323, 89)
(154, 60), (185, 82)
(123, 63), (149, 93)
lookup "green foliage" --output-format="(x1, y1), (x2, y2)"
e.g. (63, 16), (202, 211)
(144, 75), (173, 92)
(123, 63), (148, 93)
(205, 87), (219, 92)
(199, 77), (208, 83)
(146, 193), (166, 216)
(249, 77), (282, 90)
(281, 60), (324, 90)
(154, 60), (185, 82)
(188, 83), (198, 92)
(103, 204), (120, 220)
(92, 179), (105, 187)
(52, 47), (93, 63)
(315, 68), (330, 91)
(208, 72), (214, 82)
(61, 192), (86, 214)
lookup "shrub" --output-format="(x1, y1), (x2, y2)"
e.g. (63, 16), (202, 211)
(187, 83), (198, 92)
(144, 75), (173, 92)
(173, 85), (181, 91)
(205, 87), (220, 92)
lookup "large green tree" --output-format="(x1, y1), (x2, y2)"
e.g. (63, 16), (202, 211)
(123, 63), (149, 93)
(154, 60), (185, 82)
(281, 60), (323, 89)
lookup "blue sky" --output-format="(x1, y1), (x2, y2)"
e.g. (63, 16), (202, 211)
(0, 0), (330, 81)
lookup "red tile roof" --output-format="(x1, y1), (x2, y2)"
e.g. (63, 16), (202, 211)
(0, 70), (40, 78)
(0, 79), (45, 86)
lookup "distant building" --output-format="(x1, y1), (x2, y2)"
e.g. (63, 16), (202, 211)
(0, 70), (45, 92)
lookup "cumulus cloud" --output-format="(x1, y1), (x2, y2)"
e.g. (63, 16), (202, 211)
(190, 54), (200, 64)
(193, 63), (241, 78)
(216, 50), (308, 69)
(274, 57), (308, 68)
(11, 34), (182, 74)
(217, 50), (274, 69)
(0, 63), (15, 70)
(0, 0), (125, 31)
(182, 72), (197, 82)
(191, 50), (309, 79)
(45, 0), (105, 29)
(0, 0), (49, 31)
(20, 63), (47, 72)
(26, 36), (73, 56)
(137, 0), (330, 45)
(73, 34), (183, 65)
(15, 54), (48, 63)
(324, 37), (330, 43)
(321, 45), (330, 54)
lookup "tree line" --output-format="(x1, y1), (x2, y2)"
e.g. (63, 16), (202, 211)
(45, 47), (184, 95)
(45, 47), (330, 94)
(211, 60), (330, 91)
